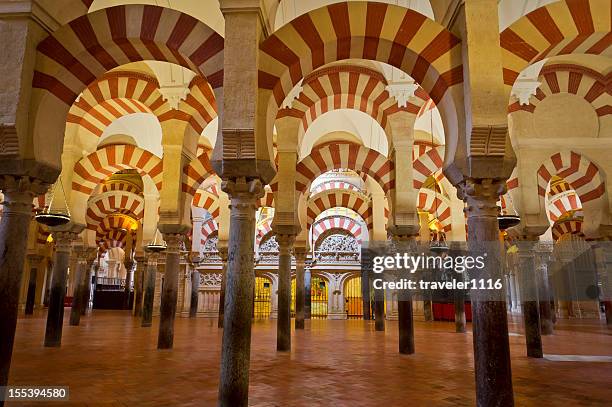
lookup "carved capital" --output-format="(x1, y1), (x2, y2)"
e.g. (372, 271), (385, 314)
(162, 233), (184, 254)
(275, 233), (295, 256)
(294, 247), (307, 263)
(54, 231), (78, 253)
(458, 178), (506, 218)
(387, 224), (420, 241)
(222, 177), (264, 217)
(0, 175), (49, 215)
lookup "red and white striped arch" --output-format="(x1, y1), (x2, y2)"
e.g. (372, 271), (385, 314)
(33, 5), (223, 106)
(500, 0), (611, 90)
(310, 215), (363, 247)
(552, 219), (584, 241)
(277, 65), (429, 131)
(96, 215), (136, 236)
(508, 64), (611, 116)
(412, 140), (438, 161)
(85, 191), (144, 230)
(412, 145), (445, 189)
(307, 189), (372, 229)
(256, 218), (273, 248)
(259, 2), (462, 111)
(101, 180), (142, 195)
(537, 151), (604, 204)
(193, 189), (220, 218)
(259, 189), (275, 209)
(200, 218), (218, 246)
(417, 188), (452, 232)
(182, 152), (215, 196)
(72, 145), (163, 195)
(66, 72), (218, 143)
(548, 192), (583, 222)
(296, 143), (394, 194)
(311, 180), (361, 195)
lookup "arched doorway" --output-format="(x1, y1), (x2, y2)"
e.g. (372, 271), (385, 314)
(254, 276), (272, 319)
(344, 276), (363, 319)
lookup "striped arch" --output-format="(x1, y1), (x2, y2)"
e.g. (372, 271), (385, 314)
(32, 5), (223, 163)
(296, 143), (394, 194)
(537, 151), (605, 204)
(101, 179), (142, 195)
(311, 215), (363, 247)
(193, 189), (220, 218)
(256, 218), (273, 248)
(311, 180), (361, 195)
(182, 152), (215, 196)
(500, 0), (611, 90)
(307, 189), (372, 229)
(412, 140), (438, 161)
(548, 192), (583, 222)
(417, 188), (452, 232)
(277, 65), (429, 132)
(66, 72), (218, 144)
(412, 145), (445, 189)
(508, 64), (611, 116)
(552, 218), (584, 241)
(201, 218), (219, 244)
(85, 191), (144, 230)
(259, 2), (462, 109)
(72, 145), (163, 195)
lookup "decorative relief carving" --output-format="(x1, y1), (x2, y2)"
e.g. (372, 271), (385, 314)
(469, 125), (508, 156)
(203, 236), (218, 252)
(200, 272), (222, 288)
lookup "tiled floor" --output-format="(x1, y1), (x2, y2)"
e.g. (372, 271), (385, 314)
(7, 310), (612, 406)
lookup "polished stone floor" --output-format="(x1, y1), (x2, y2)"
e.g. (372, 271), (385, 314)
(7, 310), (612, 406)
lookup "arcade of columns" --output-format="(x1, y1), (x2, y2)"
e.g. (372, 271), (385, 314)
(0, 1), (611, 406)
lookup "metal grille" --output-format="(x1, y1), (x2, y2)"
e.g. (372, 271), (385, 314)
(344, 276), (363, 319)
(311, 276), (328, 319)
(253, 276), (272, 319)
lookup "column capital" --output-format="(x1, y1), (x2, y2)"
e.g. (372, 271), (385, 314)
(294, 247), (307, 263)
(162, 233), (184, 254)
(0, 175), (47, 215)
(218, 246), (229, 262)
(53, 231), (79, 253)
(387, 225), (420, 241)
(222, 177), (264, 207)
(275, 233), (296, 256)
(457, 178), (506, 217)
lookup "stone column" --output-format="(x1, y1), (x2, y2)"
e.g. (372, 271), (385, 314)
(81, 257), (95, 315)
(123, 259), (134, 310)
(217, 247), (228, 328)
(536, 244), (554, 335)
(374, 286), (385, 331)
(69, 246), (89, 326)
(305, 265), (312, 319)
(44, 260), (53, 307)
(392, 232), (418, 354)
(218, 177), (263, 406)
(0, 178), (41, 398)
(460, 178), (514, 407)
(157, 233), (183, 349)
(25, 255), (43, 315)
(45, 231), (76, 347)
(294, 248), (307, 329)
(517, 239), (543, 358)
(276, 233), (295, 351)
(141, 253), (158, 327)
(361, 268), (371, 320)
(133, 256), (146, 317)
(189, 268), (200, 317)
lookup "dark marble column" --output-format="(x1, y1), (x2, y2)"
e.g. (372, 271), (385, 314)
(276, 233), (295, 351)
(189, 253), (202, 318)
(305, 266), (312, 319)
(141, 253), (158, 327)
(294, 248), (306, 329)
(517, 239), (543, 358)
(454, 288), (467, 333)
(218, 178), (263, 407)
(69, 247), (89, 326)
(392, 233), (418, 353)
(44, 260), (53, 307)
(123, 259), (134, 310)
(536, 244), (554, 335)
(459, 178), (514, 407)
(217, 247), (228, 328)
(361, 269), (371, 320)
(374, 286), (385, 331)
(133, 256), (146, 317)
(45, 231), (77, 347)
(81, 258), (95, 316)
(157, 233), (184, 349)
(25, 255), (43, 315)
(0, 180), (39, 401)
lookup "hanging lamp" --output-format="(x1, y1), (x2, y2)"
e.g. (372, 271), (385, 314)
(427, 108), (448, 254)
(146, 230), (167, 253)
(35, 179), (71, 227)
(497, 192), (521, 230)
